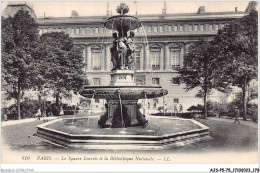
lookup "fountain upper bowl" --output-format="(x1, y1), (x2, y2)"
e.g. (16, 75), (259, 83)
(104, 15), (142, 31)
(79, 85), (168, 100)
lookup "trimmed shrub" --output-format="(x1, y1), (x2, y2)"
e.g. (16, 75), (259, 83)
(4, 100), (40, 120)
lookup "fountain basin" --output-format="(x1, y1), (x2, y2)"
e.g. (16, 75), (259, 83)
(34, 116), (212, 150)
(79, 85), (168, 100)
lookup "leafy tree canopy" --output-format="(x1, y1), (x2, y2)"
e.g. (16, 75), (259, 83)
(2, 10), (40, 119)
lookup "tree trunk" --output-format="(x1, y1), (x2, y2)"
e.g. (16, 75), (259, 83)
(38, 93), (42, 110)
(204, 93), (207, 118)
(56, 92), (60, 115)
(17, 85), (21, 120)
(242, 78), (247, 121)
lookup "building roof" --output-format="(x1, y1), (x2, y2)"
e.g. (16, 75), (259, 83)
(2, 3), (37, 19)
(36, 11), (248, 26)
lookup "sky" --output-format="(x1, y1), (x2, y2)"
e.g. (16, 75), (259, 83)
(1, 1), (252, 18)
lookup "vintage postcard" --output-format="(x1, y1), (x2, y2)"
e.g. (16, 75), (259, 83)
(1, 1), (258, 172)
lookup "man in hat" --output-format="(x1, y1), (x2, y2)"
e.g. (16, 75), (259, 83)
(234, 106), (241, 124)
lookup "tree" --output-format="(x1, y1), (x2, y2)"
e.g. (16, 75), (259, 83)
(36, 32), (86, 114)
(1, 10), (40, 119)
(212, 10), (258, 120)
(180, 40), (216, 118)
(180, 40), (215, 117)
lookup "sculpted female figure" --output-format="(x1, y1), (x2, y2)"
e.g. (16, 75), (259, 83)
(125, 31), (135, 70)
(110, 32), (128, 70)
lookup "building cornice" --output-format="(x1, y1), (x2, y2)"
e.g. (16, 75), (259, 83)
(36, 11), (248, 26)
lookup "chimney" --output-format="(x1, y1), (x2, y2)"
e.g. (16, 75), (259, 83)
(71, 10), (79, 17)
(197, 6), (205, 14)
(106, 2), (110, 16)
(162, 1), (167, 15)
(245, 1), (257, 12)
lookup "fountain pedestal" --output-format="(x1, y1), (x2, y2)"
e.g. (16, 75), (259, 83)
(110, 70), (136, 86)
(106, 99), (139, 127)
(106, 70), (139, 127)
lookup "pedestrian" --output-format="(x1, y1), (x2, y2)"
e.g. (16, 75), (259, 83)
(36, 108), (41, 121)
(60, 107), (64, 116)
(179, 104), (183, 113)
(42, 110), (46, 118)
(174, 104), (178, 116)
(147, 102), (150, 115)
(234, 106), (240, 124)
(4, 114), (8, 121)
(47, 111), (53, 117)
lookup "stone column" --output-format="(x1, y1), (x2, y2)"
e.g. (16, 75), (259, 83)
(106, 44), (111, 71)
(139, 48), (144, 71)
(160, 46), (164, 71)
(181, 43), (186, 68)
(144, 45), (150, 71)
(84, 45), (87, 71)
(164, 44), (170, 71)
(87, 45), (92, 71)
(183, 42), (188, 68)
(101, 45), (105, 71)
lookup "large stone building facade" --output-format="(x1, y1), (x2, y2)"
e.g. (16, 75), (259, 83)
(2, 2), (256, 112)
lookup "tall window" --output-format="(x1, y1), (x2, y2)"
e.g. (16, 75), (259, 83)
(194, 25), (198, 31)
(214, 24), (219, 30)
(93, 78), (101, 85)
(188, 25), (193, 31)
(151, 52), (160, 70)
(134, 51), (141, 70)
(94, 27), (99, 33)
(171, 49), (181, 69)
(148, 26), (152, 32)
(91, 46), (102, 70)
(152, 78), (160, 85)
(76, 28), (80, 34)
(89, 27), (93, 35)
(200, 24), (204, 31)
(168, 25), (172, 32)
(173, 98), (179, 103)
(209, 24), (213, 31)
(174, 25), (178, 31)
(179, 25), (184, 31)
(153, 26), (158, 32)
(150, 45), (161, 70)
(159, 26), (163, 32)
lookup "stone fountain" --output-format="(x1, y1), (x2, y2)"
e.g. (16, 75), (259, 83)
(79, 3), (167, 128)
(34, 3), (211, 150)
